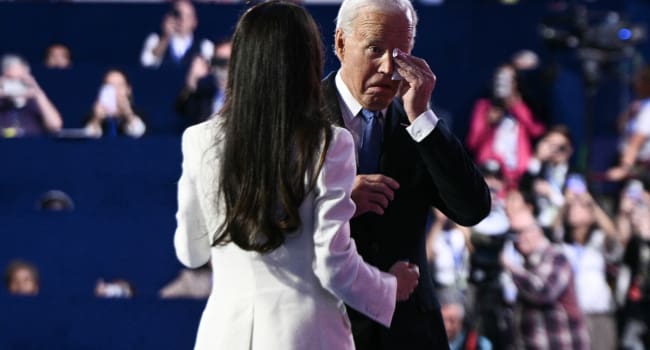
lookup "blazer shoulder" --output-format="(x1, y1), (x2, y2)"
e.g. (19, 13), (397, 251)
(182, 119), (222, 151)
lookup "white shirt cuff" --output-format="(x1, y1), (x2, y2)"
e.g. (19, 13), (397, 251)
(405, 109), (439, 142)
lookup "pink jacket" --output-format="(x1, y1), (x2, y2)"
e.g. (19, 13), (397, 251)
(466, 98), (545, 188)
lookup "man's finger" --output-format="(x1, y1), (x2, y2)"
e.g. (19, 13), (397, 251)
(363, 174), (399, 188)
(367, 192), (390, 209)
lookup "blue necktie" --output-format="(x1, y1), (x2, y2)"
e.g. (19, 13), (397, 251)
(358, 109), (382, 174)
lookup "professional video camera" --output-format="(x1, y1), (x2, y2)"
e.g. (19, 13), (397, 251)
(539, 4), (646, 86)
(539, 5), (645, 63)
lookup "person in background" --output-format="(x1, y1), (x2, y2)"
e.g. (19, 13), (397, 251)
(84, 69), (146, 138)
(467, 63), (546, 190)
(322, 0), (491, 348)
(174, 2), (418, 348)
(140, 0), (213, 69)
(615, 177), (650, 350)
(44, 43), (71, 69)
(426, 208), (471, 296)
(502, 206), (590, 349)
(520, 125), (574, 231)
(467, 160), (515, 350)
(37, 190), (75, 211)
(175, 38), (231, 128)
(0, 54), (63, 137)
(94, 278), (134, 299)
(439, 291), (493, 350)
(4, 260), (39, 296)
(558, 184), (622, 350)
(607, 65), (650, 182)
(159, 263), (212, 299)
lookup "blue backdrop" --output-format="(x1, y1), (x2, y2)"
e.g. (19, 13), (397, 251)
(1, 1), (648, 348)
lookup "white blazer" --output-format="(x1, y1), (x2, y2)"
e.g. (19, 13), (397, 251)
(174, 120), (397, 350)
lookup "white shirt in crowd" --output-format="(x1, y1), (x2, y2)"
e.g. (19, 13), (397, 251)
(140, 33), (213, 68)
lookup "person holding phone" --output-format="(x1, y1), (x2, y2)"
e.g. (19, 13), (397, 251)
(607, 65), (650, 182)
(84, 69), (146, 138)
(175, 38), (232, 129)
(467, 63), (546, 190)
(557, 175), (622, 350)
(517, 125), (575, 236)
(139, 0), (213, 69)
(0, 54), (62, 137)
(615, 177), (650, 350)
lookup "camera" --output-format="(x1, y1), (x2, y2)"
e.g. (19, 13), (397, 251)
(540, 6), (646, 58)
(169, 7), (181, 19)
(493, 67), (514, 99)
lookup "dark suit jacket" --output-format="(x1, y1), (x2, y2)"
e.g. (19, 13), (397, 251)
(323, 72), (491, 348)
(160, 38), (204, 70)
(175, 75), (218, 130)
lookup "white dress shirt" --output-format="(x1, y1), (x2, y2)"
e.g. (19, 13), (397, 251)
(334, 70), (439, 156)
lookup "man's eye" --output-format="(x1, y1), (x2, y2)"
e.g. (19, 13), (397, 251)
(368, 46), (383, 55)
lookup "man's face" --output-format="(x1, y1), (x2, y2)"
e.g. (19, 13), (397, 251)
(509, 210), (540, 256)
(335, 9), (413, 111)
(175, 1), (197, 35)
(441, 304), (463, 342)
(545, 132), (572, 164)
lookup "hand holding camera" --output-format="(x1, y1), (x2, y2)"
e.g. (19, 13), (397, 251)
(0, 74), (40, 99)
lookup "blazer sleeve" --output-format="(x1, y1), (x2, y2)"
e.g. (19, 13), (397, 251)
(416, 119), (492, 226)
(174, 126), (212, 268)
(312, 127), (397, 327)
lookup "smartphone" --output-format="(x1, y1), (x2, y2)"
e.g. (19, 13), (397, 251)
(1, 79), (28, 97)
(493, 66), (514, 99)
(98, 84), (118, 115)
(624, 179), (644, 201)
(566, 173), (587, 194)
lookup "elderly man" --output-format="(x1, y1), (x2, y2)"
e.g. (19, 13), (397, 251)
(322, 0), (491, 348)
(0, 54), (63, 137)
(503, 207), (590, 349)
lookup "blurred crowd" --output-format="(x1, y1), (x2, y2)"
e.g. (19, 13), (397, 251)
(2, 1), (650, 349)
(427, 51), (650, 349)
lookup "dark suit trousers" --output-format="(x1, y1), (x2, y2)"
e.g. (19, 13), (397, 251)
(350, 298), (449, 350)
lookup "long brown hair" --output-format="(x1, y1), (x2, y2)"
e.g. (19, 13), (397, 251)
(213, 1), (332, 253)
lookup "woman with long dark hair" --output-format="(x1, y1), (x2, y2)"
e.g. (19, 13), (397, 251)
(173, 2), (418, 349)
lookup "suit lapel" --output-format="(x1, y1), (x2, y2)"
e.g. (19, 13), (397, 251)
(322, 72), (345, 127)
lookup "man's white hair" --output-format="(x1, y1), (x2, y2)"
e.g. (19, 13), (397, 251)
(1, 54), (29, 75)
(335, 0), (418, 47)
